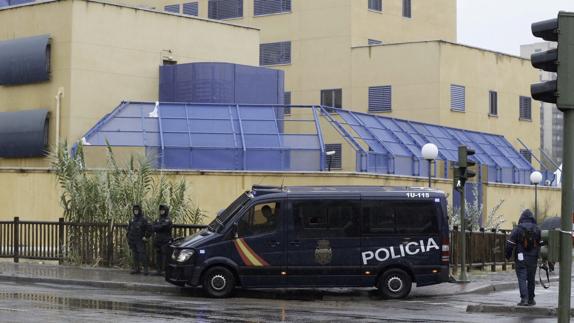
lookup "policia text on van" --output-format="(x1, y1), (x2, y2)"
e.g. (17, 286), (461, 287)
(166, 186), (450, 298)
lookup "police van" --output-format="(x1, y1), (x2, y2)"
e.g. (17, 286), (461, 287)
(166, 185), (450, 298)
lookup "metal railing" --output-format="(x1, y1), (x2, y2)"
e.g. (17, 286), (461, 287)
(0, 217), (205, 267)
(0, 217), (514, 272)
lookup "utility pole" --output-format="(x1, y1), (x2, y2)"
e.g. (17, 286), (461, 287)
(530, 13), (574, 322)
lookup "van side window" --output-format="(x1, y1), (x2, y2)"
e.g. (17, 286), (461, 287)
(292, 200), (360, 238)
(362, 200), (438, 235)
(362, 201), (395, 234)
(394, 202), (438, 234)
(237, 202), (279, 238)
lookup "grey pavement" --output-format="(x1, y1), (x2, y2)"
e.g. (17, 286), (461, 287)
(0, 260), (562, 298)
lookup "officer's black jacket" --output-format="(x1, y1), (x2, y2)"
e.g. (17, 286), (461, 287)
(505, 209), (541, 260)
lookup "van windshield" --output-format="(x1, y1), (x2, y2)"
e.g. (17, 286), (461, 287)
(207, 191), (253, 233)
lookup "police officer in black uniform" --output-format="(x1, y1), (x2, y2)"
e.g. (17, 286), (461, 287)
(505, 209), (541, 306)
(152, 204), (173, 276)
(127, 205), (151, 275)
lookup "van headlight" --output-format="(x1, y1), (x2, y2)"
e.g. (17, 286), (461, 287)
(174, 249), (195, 263)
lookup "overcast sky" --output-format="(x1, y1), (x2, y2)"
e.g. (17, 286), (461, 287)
(457, 0), (574, 56)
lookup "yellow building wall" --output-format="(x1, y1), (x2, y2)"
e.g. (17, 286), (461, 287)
(0, 0), (259, 168)
(0, 168), (560, 231)
(0, 2), (74, 168)
(350, 0), (456, 46)
(350, 41), (540, 165)
(484, 183), (561, 227)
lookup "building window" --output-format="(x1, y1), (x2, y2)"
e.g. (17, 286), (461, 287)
(325, 144), (342, 169)
(402, 0), (411, 18)
(321, 89), (343, 110)
(368, 0), (382, 11)
(254, 0), (291, 16)
(164, 4), (180, 13)
(208, 0), (243, 19)
(368, 39), (382, 45)
(489, 90), (498, 116)
(183, 2), (199, 15)
(520, 149), (532, 164)
(450, 84), (465, 112)
(260, 41), (291, 66)
(369, 85), (392, 112)
(284, 91), (291, 114)
(520, 96), (532, 120)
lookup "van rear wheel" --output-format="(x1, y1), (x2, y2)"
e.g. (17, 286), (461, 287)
(378, 268), (412, 299)
(202, 266), (235, 298)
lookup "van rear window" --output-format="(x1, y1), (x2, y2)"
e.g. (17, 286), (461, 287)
(363, 200), (438, 235)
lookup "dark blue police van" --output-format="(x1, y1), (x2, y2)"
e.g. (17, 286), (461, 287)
(166, 185), (450, 298)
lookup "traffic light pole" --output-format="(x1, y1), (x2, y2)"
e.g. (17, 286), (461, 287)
(458, 185), (468, 282)
(558, 110), (573, 323)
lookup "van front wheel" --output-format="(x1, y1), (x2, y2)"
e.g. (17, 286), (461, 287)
(378, 268), (412, 299)
(202, 266), (235, 298)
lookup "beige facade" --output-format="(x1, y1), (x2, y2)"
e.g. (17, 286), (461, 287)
(0, 0), (259, 167)
(0, 168), (560, 230)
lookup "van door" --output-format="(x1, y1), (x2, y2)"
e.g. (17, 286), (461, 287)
(233, 200), (285, 287)
(286, 197), (363, 287)
(361, 198), (441, 282)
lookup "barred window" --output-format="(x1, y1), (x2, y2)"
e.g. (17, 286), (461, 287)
(164, 4), (180, 13)
(284, 91), (292, 115)
(183, 2), (199, 16)
(489, 90), (498, 116)
(368, 0), (382, 11)
(403, 0), (411, 18)
(450, 84), (465, 112)
(321, 89), (343, 110)
(520, 149), (532, 164)
(208, 0), (243, 19)
(260, 41), (291, 66)
(520, 96), (532, 120)
(254, 0), (291, 16)
(368, 85), (392, 112)
(325, 144), (342, 169)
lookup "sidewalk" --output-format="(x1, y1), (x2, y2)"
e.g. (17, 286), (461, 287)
(0, 260), (549, 298)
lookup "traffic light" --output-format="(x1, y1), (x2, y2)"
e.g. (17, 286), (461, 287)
(453, 167), (462, 192)
(458, 145), (476, 182)
(531, 12), (574, 109)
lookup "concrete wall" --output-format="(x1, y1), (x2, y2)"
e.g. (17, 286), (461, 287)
(0, 0), (259, 168)
(0, 168), (560, 230)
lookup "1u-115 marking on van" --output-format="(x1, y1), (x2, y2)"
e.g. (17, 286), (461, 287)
(405, 192), (430, 198)
(361, 238), (440, 265)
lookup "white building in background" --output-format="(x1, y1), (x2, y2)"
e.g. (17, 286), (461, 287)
(520, 42), (563, 168)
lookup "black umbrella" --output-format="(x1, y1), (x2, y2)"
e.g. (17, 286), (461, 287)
(540, 216), (561, 230)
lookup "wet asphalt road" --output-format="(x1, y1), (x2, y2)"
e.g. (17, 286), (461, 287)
(0, 280), (565, 323)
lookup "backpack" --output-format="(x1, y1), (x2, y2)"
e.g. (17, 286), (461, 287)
(520, 225), (538, 251)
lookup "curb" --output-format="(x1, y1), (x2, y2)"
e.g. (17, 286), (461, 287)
(466, 304), (574, 317)
(456, 275), (563, 295)
(0, 274), (175, 293)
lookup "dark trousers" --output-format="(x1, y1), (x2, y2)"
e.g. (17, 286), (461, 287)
(515, 259), (537, 301)
(129, 240), (148, 272)
(155, 244), (169, 272)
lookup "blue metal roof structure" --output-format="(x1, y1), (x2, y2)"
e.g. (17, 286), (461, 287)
(81, 102), (533, 184)
(82, 102), (324, 171)
(327, 109), (533, 184)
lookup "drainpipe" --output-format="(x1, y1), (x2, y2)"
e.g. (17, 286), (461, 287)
(55, 87), (64, 148)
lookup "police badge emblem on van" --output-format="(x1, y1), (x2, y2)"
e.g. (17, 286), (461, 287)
(315, 240), (332, 265)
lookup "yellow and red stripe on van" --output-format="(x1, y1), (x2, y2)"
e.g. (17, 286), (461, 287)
(233, 238), (269, 267)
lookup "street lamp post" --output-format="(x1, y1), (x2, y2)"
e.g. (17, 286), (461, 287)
(421, 143), (439, 188)
(530, 171), (543, 222)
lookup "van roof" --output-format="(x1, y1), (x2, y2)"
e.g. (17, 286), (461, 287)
(251, 185), (445, 198)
